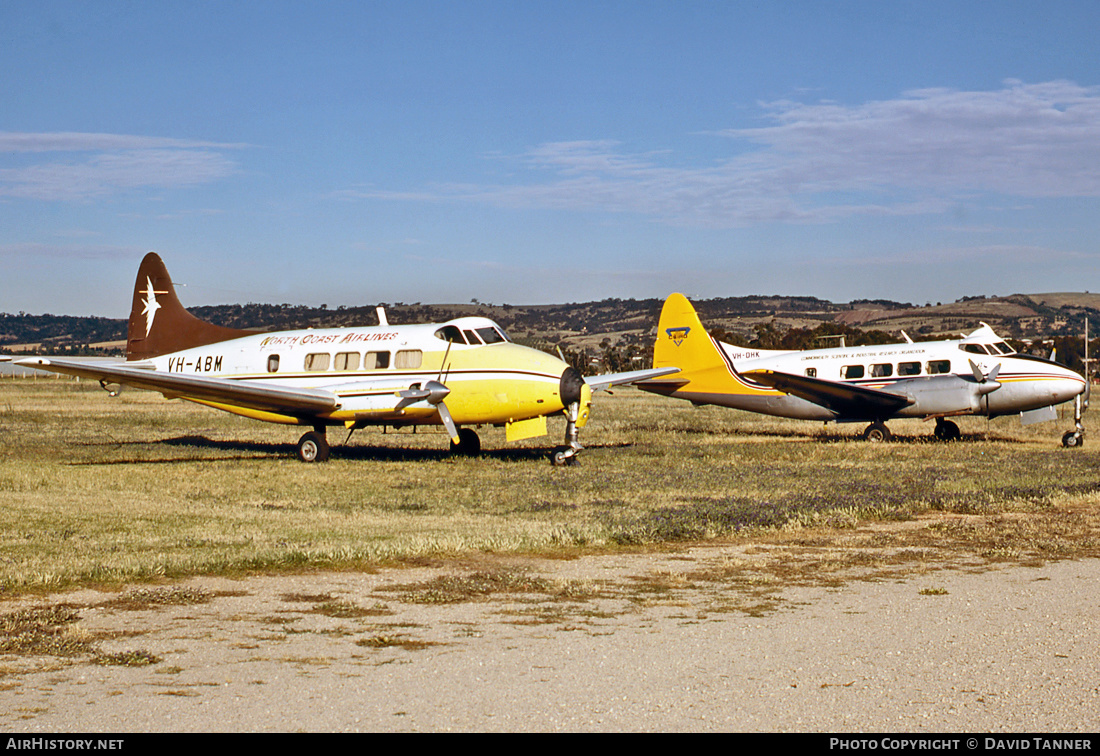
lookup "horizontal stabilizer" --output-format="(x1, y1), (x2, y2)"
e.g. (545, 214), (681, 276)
(585, 367), (680, 392)
(631, 377), (690, 393)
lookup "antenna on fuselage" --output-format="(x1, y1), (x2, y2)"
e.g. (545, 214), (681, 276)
(376, 306), (389, 327)
(1084, 319), (1092, 410)
(1085, 319), (1091, 377)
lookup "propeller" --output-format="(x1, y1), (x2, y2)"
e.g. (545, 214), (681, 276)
(395, 341), (460, 442)
(969, 359), (1002, 395)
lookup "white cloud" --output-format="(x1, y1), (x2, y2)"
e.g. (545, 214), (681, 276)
(0, 132), (248, 153)
(0, 242), (141, 260)
(360, 80), (1100, 227)
(0, 132), (245, 201)
(728, 79), (1100, 198)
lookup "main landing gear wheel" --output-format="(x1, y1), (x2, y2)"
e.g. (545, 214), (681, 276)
(449, 428), (481, 456)
(297, 431), (330, 463)
(934, 419), (961, 442)
(1062, 430), (1084, 448)
(862, 422), (892, 443)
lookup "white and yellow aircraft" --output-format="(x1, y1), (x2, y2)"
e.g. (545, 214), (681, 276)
(17, 253), (676, 464)
(637, 293), (1088, 446)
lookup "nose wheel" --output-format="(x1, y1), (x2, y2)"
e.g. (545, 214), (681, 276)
(550, 445), (579, 466)
(550, 400), (583, 466)
(1063, 393), (1086, 448)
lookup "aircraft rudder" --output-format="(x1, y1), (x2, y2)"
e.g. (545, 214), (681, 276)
(654, 293), (723, 371)
(127, 253), (173, 360)
(126, 252), (255, 361)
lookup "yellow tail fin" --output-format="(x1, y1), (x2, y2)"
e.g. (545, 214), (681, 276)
(653, 293), (731, 393)
(652, 293), (755, 396)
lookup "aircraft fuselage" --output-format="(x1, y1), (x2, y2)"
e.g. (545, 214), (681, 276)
(143, 316), (578, 430)
(686, 339), (1085, 422)
(645, 294), (1087, 441)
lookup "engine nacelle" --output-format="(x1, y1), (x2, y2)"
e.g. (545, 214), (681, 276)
(891, 375), (986, 417)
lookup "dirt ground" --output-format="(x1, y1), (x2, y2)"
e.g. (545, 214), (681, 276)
(2, 524), (1099, 733)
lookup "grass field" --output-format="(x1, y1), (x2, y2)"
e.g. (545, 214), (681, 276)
(2, 377), (1099, 594)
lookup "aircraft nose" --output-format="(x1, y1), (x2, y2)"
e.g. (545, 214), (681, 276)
(1057, 370), (1088, 404)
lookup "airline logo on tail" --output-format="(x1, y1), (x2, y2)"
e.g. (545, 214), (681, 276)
(141, 277), (168, 336)
(665, 327), (691, 346)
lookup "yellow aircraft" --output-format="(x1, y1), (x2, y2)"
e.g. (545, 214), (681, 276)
(638, 293), (1088, 445)
(17, 253), (676, 464)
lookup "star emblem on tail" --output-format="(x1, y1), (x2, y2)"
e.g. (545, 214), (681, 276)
(141, 277), (167, 336)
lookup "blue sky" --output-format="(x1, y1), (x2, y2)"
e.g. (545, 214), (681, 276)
(3, 1), (1100, 316)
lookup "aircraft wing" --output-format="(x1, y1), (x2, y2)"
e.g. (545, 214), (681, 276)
(585, 367), (681, 392)
(15, 357), (339, 416)
(742, 369), (914, 418)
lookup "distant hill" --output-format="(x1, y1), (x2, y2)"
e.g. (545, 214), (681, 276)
(3, 292), (1098, 374)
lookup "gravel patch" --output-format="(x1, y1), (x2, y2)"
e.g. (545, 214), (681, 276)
(1, 544), (1098, 732)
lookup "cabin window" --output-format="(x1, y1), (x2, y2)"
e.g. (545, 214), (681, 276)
(870, 363), (893, 378)
(334, 352), (360, 371)
(476, 327), (506, 344)
(267, 354), (280, 373)
(961, 344), (989, 355)
(927, 359), (951, 374)
(304, 353), (330, 372)
(805, 368), (817, 378)
(434, 326), (466, 344)
(395, 350), (423, 369)
(841, 365), (864, 380)
(364, 351), (390, 369)
(898, 361), (921, 376)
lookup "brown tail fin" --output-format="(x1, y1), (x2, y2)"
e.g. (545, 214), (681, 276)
(127, 252), (258, 361)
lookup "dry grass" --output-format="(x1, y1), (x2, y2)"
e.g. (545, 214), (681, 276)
(0, 605), (93, 657)
(354, 634), (440, 651)
(0, 379), (1098, 597)
(0, 603), (161, 669)
(102, 586), (213, 610)
(282, 594), (393, 618)
(384, 567), (596, 605)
